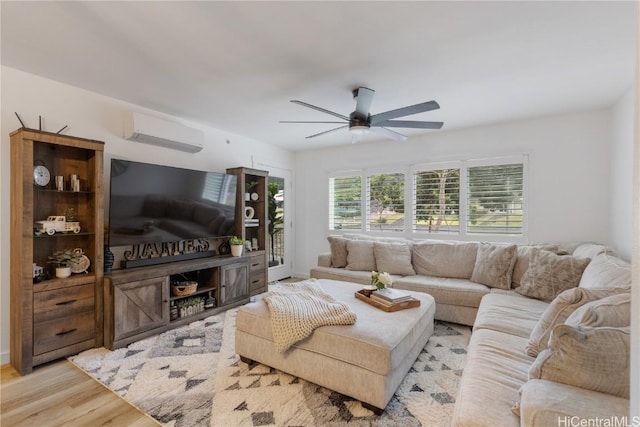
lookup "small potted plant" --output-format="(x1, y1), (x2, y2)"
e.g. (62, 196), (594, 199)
(229, 236), (245, 257)
(48, 249), (82, 278)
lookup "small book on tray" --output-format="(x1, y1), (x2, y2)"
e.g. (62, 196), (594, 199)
(371, 288), (413, 304)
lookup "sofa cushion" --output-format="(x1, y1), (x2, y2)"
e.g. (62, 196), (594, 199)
(519, 379), (630, 427)
(474, 293), (548, 338)
(565, 292), (631, 328)
(516, 249), (590, 302)
(452, 328), (534, 427)
(327, 236), (350, 268)
(529, 325), (630, 398)
(373, 241), (416, 276)
(412, 241), (478, 279)
(578, 253), (631, 290)
(525, 287), (617, 357)
(512, 244), (558, 288)
(470, 243), (517, 289)
(394, 275), (489, 308)
(345, 240), (376, 271)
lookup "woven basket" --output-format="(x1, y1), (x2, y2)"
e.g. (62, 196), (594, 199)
(172, 281), (198, 296)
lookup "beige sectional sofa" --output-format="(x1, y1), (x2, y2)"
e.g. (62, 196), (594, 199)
(309, 234), (632, 425)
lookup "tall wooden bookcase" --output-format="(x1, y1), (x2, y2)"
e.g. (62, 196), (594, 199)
(10, 128), (104, 374)
(226, 167), (269, 295)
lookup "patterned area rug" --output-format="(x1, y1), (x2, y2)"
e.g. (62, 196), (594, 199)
(70, 308), (471, 427)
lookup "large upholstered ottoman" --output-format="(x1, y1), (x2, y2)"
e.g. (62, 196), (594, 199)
(235, 278), (436, 412)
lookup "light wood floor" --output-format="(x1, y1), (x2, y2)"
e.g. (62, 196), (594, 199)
(1, 359), (160, 426)
(1, 279), (303, 426)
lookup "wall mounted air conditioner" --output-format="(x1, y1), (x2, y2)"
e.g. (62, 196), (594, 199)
(124, 112), (204, 153)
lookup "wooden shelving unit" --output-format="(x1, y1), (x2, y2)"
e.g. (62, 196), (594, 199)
(226, 167), (269, 295)
(10, 128), (104, 375)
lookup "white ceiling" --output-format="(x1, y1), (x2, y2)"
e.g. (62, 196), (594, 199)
(1, 1), (636, 152)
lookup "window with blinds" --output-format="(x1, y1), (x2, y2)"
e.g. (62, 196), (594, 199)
(328, 156), (526, 238)
(367, 173), (404, 232)
(329, 175), (362, 230)
(413, 168), (460, 234)
(467, 163), (524, 235)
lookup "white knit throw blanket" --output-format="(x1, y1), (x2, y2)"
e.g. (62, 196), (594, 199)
(263, 279), (357, 353)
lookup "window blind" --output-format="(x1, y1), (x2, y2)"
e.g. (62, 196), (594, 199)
(413, 168), (460, 234)
(329, 175), (362, 230)
(367, 173), (404, 232)
(467, 163), (523, 235)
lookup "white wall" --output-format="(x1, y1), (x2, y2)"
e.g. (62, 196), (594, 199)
(0, 66), (294, 364)
(611, 88), (635, 261)
(293, 109), (613, 278)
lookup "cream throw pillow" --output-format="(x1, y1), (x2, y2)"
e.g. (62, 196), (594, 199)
(529, 325), (630, 398)
(327, 236), (350, 268)
(512, 244), (558, 288)
(578, 253), (631, 290)
(470, 243), (517, 289)
(373, 242), (416, 276)
(516, 249), (590, 302)
(345, 240), (376, 271)
(412, 241), (479, 279)
(525, 287), (617, 357)
(565, 292), (631, 328)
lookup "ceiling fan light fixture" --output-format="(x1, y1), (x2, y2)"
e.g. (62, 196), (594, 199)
(349, 125), (369, 135)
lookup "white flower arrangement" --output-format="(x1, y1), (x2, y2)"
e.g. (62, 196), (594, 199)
(371, 271), (393, 290)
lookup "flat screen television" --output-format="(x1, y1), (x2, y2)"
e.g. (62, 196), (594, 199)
(108, 159), (237, 247)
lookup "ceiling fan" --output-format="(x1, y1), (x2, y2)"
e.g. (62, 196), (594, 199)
(281, 87), (443, 143)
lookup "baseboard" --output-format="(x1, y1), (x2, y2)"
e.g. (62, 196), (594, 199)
(1, 350), (10, 365)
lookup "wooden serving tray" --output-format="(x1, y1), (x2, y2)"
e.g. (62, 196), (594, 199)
(354, 290), (420, 312)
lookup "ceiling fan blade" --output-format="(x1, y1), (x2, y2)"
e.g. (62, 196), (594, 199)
(370, 100), (440, 124)
(280, 120), (346, 124)
(305, 125), (349, 139)
(370, 126), (408, 142)
(353, 87), (375, 120)
(290, 100), (350, 121)
(373, 120), (444, 129)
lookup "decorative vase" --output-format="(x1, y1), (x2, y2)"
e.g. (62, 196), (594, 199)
(104, 245), (115, 273)
(55, 267), (72, 278)
(230, 244), (244, 257)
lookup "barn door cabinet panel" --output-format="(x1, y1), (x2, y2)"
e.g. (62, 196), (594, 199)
(10, 128), (104, 375)
(220, 262), (250, 306)
(112, 277), (169, 343)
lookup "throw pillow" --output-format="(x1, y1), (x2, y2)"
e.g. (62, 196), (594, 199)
(373, 242), (416, 276)
(516, 249), (590, 302)
(345, 240), (376, 271)
(512, 244), (558, 288)
(529, 324), (630, 398)
(327, 236), (350, 268)
(525, 287), (616, 357)
(565, 292), (631, 328)
(572, 243), (614, 259)
(412, 241), (479, 278)
(470, 243), (517, 289)
(578, 253), (631, 290)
